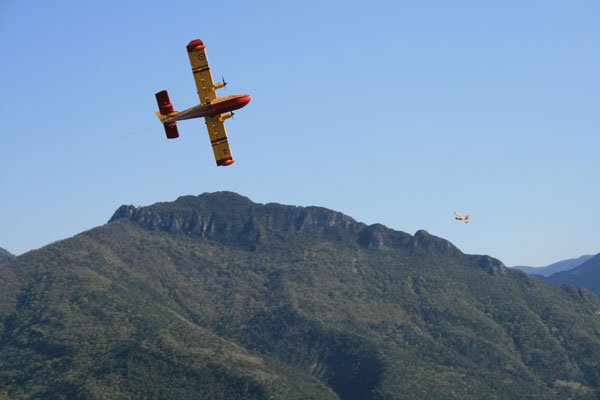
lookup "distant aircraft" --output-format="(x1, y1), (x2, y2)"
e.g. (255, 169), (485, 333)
(454, 211), (470, 223)
(155, 39), (251, 166)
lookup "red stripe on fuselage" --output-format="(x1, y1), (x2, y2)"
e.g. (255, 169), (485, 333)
(193, 66), (210, 74)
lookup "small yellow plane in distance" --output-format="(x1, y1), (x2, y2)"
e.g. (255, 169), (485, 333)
(454, 211), (470, 223)
(155, 39), (251, 166)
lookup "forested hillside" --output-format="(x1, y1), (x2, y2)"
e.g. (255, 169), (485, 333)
(1, 192), (599, 399)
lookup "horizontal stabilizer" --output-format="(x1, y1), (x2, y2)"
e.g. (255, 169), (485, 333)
(164, 122), (179, 139)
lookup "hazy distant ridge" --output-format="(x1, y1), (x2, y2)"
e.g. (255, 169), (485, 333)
(540, 253), (600, 297)
(511, 254), (594, 276)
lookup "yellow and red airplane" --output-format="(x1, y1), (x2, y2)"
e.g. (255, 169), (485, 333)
(454, 211), (470, 223)
(155, 39), (251, 166)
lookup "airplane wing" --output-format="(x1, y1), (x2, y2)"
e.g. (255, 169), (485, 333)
(205, 116), (235, 166)
(454, 211), (463, 219)
(187, 40), (221, 105)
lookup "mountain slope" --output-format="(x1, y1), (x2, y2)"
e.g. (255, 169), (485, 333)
(511, 255), (595, 276)
(0, 247), (14, 264)
(1, 192), (600, 399)
(541, 253), (600, 297)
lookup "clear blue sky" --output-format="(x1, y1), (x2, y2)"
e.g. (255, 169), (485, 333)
(1, 0), (598, 266)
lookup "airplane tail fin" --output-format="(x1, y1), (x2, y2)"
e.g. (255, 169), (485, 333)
(156, 90), (175, 115)
(155, 90), (180, 139)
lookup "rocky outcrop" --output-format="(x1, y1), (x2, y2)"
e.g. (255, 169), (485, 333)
(109, 192), (362, 249)
(470, 254), (507, 276)
(411, 230), (462, 256)
(108, 192), (502, 274)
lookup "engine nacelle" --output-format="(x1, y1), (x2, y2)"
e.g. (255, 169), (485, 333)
(219, 112), (234, 122)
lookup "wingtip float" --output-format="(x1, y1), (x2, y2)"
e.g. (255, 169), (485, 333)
(155, 39), (251, 167)
(454, 211), (470, 223)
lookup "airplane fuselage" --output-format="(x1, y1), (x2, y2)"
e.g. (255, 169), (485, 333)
(162, 94), (251, 124)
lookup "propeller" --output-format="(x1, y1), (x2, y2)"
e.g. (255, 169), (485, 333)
(221, 76), (227, 90)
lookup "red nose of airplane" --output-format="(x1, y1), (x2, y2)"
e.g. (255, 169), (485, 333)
(208, 94), (252, 116)
(238, 94), (251, 108)
(224, 94), (252, 112)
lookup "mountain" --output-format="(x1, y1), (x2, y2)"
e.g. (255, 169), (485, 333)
(2, 192), (600, 399)
(0, 247), (14, 264)
(511, 255), (595, 277)
(541, 253), (600, 297)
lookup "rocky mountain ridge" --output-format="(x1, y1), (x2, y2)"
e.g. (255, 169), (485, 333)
(110, 192), (505, 275)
